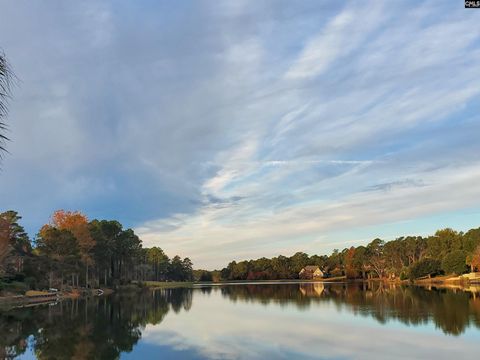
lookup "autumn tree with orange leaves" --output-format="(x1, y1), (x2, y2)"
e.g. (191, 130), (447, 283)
(44, 210), (96, 288)
(467, 245), (480, 273)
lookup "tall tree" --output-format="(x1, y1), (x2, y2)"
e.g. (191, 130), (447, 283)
(49, 210), (96, 287)
(0, 211), (31, 274)
(353, 246), (369, 279)
(367, 238), (386, 278)
(168, 256), (184, 281)
(146, 247), (169, 281)
(0, 211), (31, 255)
(271, 255), (291, 279)
(326, 249), (343, 274)
(90, 220), (123, 285)
(182, 257), (193, 281)
(344, 247), (357, 279)
(36, 227), (80, 288)
(0, 52), (12, 156)
(466, 245), (480, 272)
(115, 228), (142, 281)
(0, 217), (10, 274)
(463, 228), (480, 254)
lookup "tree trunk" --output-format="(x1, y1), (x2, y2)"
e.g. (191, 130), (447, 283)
(86, 264), (89, 289)
(111, 258), (115, 280)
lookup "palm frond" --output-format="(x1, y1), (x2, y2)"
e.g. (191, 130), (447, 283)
(0, 51), (12, 156)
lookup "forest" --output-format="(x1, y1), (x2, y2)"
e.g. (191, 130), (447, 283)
(0, 210), (193, 293)
(2, 208), (480, 294)
(216, 227), (480, 281)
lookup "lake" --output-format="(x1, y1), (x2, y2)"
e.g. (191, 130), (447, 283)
(2, 282), (480, 359)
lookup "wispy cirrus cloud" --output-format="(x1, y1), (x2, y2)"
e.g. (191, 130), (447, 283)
(0, 1), (479, 268)
(134, 1), (480, 268)
(285, 2), (385, 80)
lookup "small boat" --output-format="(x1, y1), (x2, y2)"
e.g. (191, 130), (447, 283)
(94, 289), (104, 296)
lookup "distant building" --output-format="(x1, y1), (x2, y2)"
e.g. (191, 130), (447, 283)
(299, 266), (324, 280)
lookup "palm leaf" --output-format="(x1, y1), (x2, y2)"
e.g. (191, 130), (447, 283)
(0, 51), (12, 156)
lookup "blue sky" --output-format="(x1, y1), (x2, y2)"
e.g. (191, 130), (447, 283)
(1, 1), (480, 269)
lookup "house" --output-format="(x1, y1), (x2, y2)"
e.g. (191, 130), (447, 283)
(299, 266), (324, 280)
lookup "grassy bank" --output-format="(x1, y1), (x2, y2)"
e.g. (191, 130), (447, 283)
(141, 281), (194, 289)
(412, 272), (480, 285)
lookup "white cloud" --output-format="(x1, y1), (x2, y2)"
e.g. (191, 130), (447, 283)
(139, 159), (480, 268)
(0, 1), (479, 268)
(135, 2), (480, 268)
(285, 2), (385, 80)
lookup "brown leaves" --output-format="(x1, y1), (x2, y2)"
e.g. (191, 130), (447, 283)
(50, 210), (95, 252)
(467, 245), (480, 272)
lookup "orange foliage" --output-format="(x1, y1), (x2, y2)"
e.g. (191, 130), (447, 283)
(469, 246), (480, 272)
(38, 224), (52, 239)
(49, 210), (95, 257)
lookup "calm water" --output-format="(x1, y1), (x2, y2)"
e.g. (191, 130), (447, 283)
(2, 282), (480, 359)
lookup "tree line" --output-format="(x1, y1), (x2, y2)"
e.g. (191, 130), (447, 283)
(0, 209), (193, 292)
(215, 227), (480, 281)
(2, 208), (480, 290)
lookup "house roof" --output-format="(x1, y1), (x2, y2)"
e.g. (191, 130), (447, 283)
(303, 266), (321, 272)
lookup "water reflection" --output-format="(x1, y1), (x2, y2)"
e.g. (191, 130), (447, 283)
(0, 283), (479, 359)
(220, 282), (480, 336)
(0, 289), (192, 359)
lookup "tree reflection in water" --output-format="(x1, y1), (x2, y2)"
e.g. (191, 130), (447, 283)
(0, 288), (192, 359)
(220, 282), (480, 336)
(0, 283), (479, 359)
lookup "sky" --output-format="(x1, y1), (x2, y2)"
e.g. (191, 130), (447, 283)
(0, 1), (480, 269)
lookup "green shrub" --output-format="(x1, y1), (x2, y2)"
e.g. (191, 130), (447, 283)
(3, 281), (28, 293)
(409, 258), (442, 280)
(199, 271), (213, 282)
(442, 250), (468, 275)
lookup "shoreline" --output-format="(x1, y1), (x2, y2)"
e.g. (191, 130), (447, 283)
(2, 276), (479, 309)
(0, 282), (193, 308)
